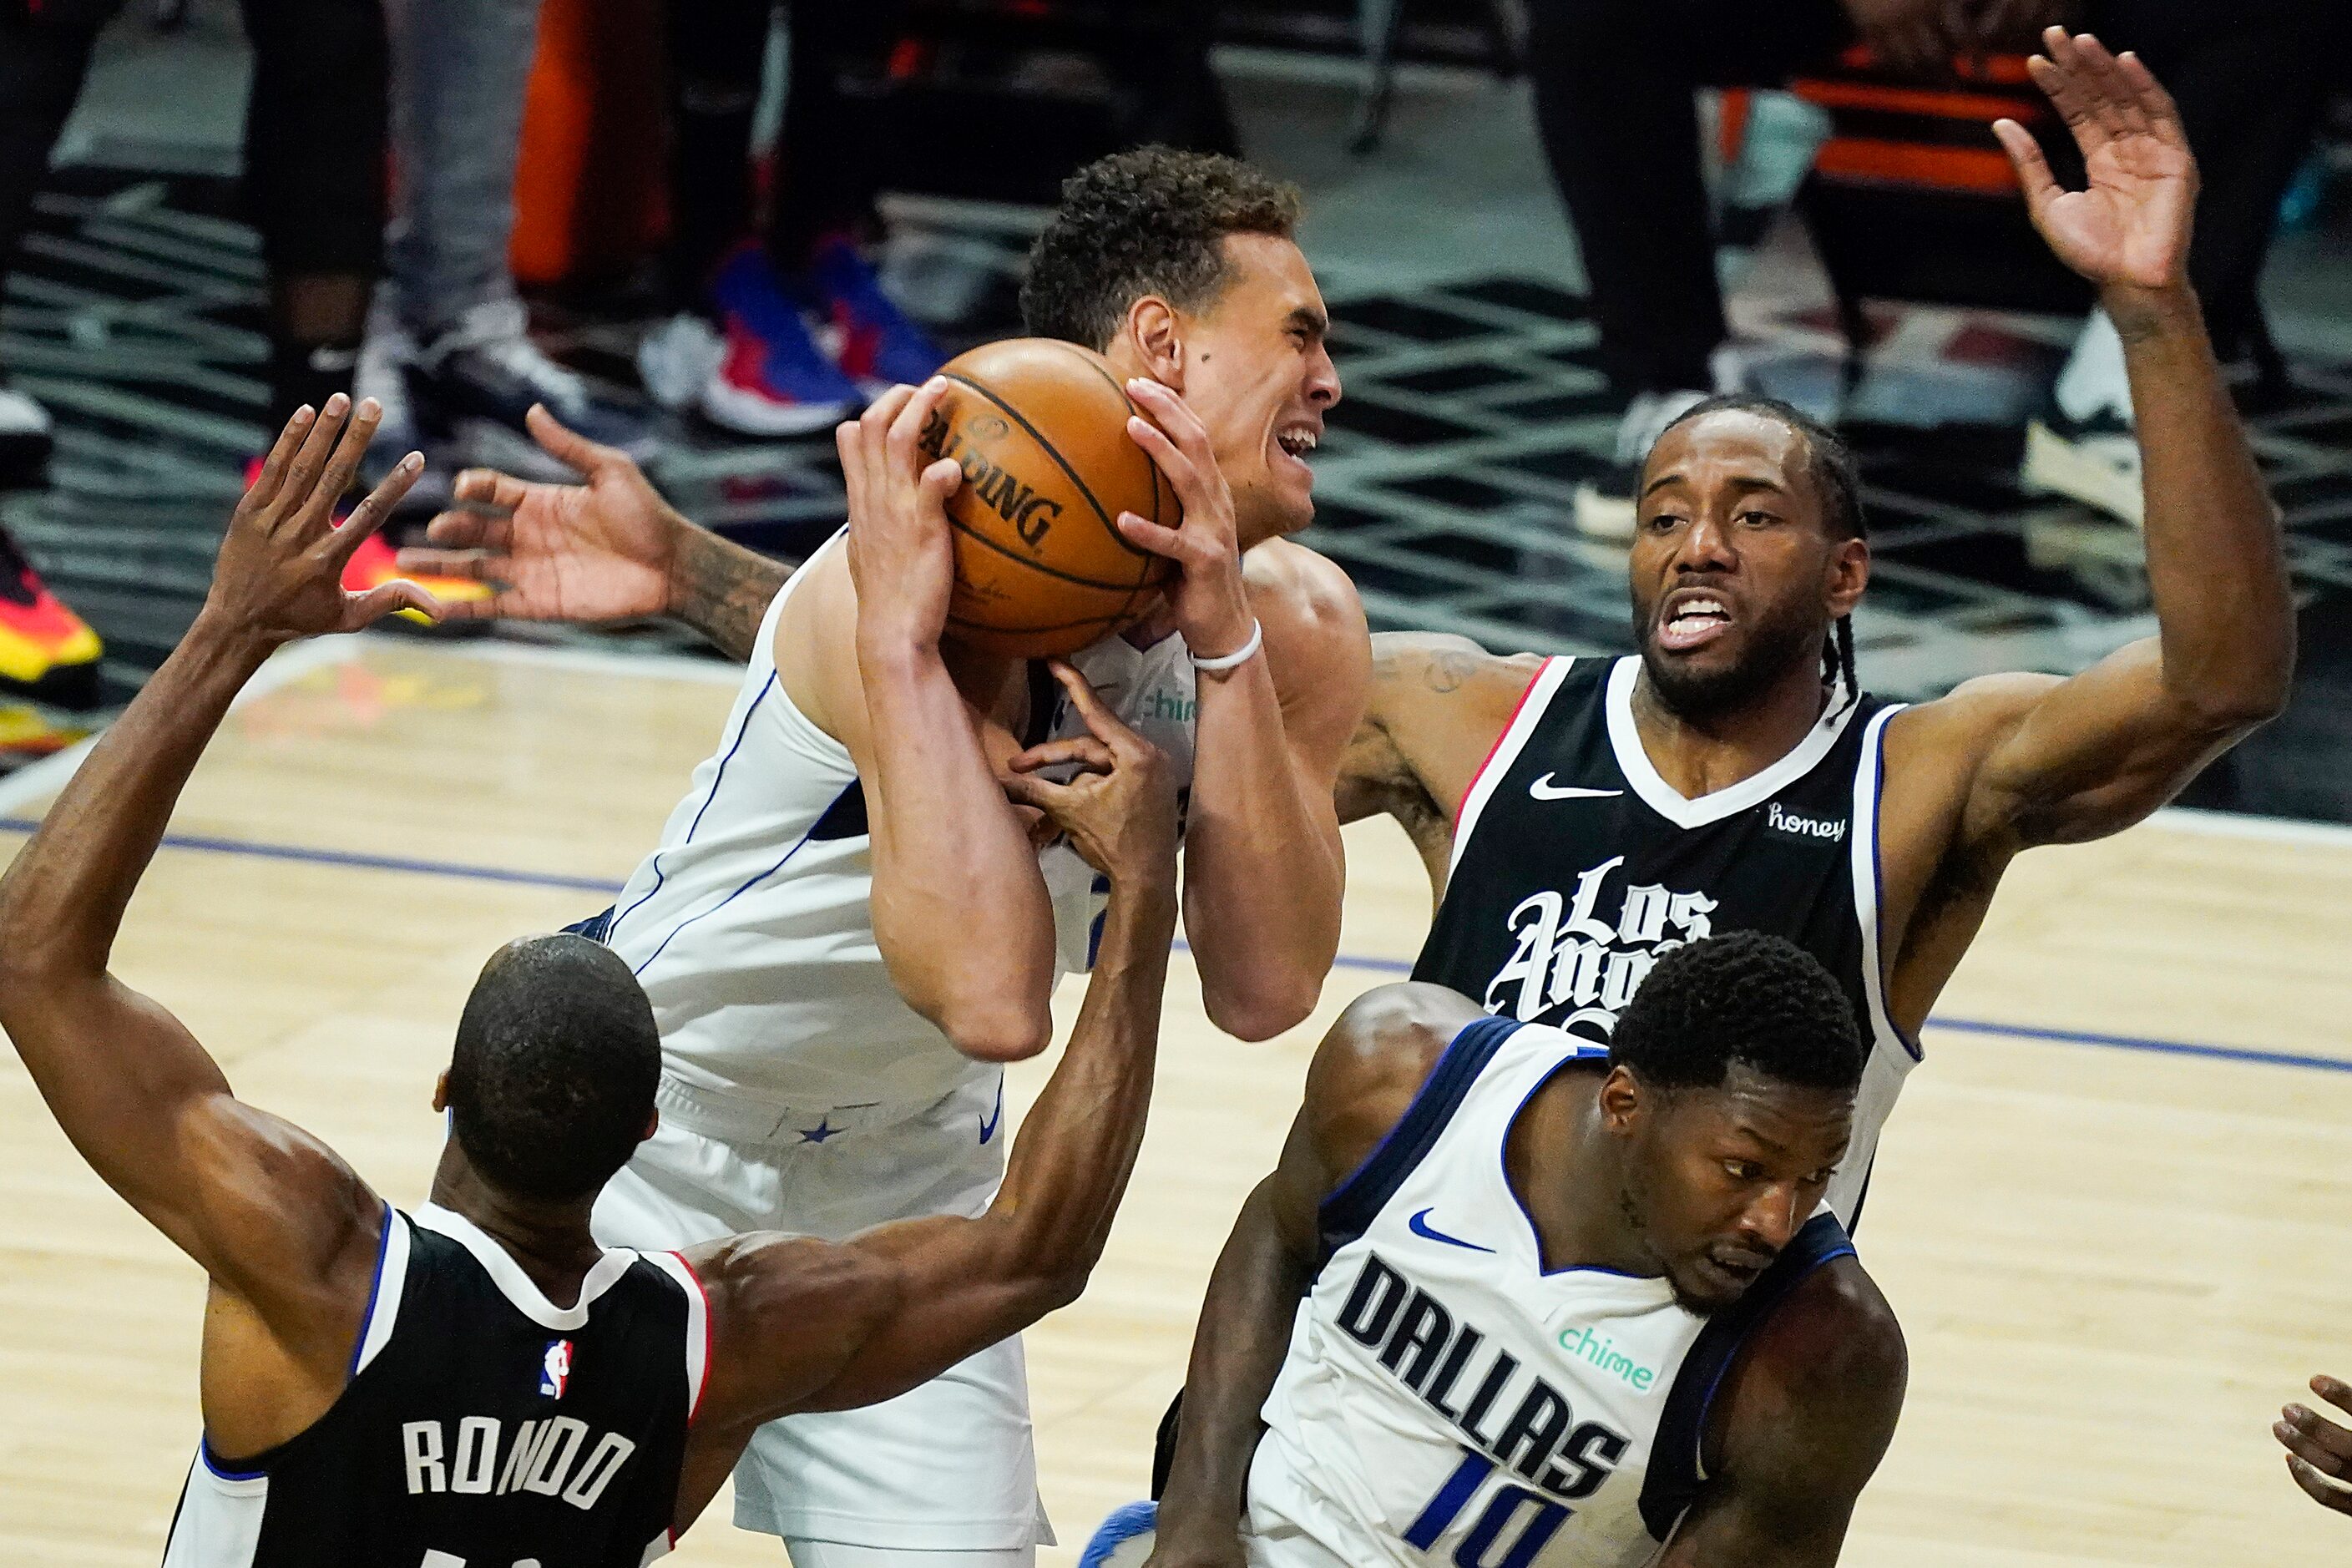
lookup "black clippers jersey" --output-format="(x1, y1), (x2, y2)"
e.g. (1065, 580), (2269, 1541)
(1411, 655), (1920, 1224)
(161, 1203), (707, 1568)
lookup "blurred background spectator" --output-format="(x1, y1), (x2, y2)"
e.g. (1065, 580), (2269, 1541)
(1525, 0), (2352, 538)
(0, 0), (387, 710)
(0, 0), (2348, 813)
(358, 0), (652, 493)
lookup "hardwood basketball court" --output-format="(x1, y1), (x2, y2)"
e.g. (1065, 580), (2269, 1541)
(2, 635), (2346, 1565)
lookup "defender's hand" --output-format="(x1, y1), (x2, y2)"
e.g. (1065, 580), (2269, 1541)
(1004, 661), (1179, 886)
(1117, 379), (1255, 665)
(1993, 29), (2195, 294)
(401, 404), (687, 624)
(205, 397), (436, 641)
(2278, 1375), (2352, 1518)
(842, 378), (962, 655)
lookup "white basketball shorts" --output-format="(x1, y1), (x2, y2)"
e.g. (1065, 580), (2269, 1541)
(592, 1070), (1054, 1552)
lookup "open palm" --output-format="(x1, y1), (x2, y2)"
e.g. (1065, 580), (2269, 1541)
(397, 405), (683, 624)
(1992, 28), (2197, 292)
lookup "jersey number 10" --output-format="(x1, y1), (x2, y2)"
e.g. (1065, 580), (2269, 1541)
(1404, 1447), (1571, 1568)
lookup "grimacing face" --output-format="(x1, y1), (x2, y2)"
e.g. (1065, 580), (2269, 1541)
(1168, 232), (1342, 548)
(1607, 1062), (1854, 1315)
(1626, 409), (1868, 719)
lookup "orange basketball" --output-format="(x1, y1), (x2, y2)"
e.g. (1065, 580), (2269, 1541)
(918, 339), (1176, 658)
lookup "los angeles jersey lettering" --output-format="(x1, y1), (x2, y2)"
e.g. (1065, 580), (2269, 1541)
(1411, 656), (1917, 1226)
(1246, 1017), (1857, 1568)
(161, 1204), (706, 1568)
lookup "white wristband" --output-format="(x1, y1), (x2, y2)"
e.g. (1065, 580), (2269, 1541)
(1187, 618), (1264, 673)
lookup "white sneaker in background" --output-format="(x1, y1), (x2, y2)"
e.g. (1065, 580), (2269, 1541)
(1573, 387), (1713, 543)
(2022, 409), (2145, 528)
(637, 313), (726, 413)
(0, 386), (53, 487)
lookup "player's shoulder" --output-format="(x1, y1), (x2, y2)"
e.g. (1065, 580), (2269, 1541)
(1888, 670), (2065, 749)
(1300, 984), (1489, 1172)
(680, 1231), (902, 1425)
(1717, 1251), (1906, 1469)
(1369, 631), (1547, 713)
(1243, 539), (1369, 659)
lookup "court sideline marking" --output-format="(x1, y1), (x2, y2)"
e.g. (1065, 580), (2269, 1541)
(5, 635), (2351, 1077)
(0, 815), (2344, 1080)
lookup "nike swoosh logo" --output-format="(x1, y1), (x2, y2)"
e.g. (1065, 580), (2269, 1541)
(1528, 775), (1623, 802)
(1409, 1207), (1495, 1253)
(979, 1079), (1004, 1146)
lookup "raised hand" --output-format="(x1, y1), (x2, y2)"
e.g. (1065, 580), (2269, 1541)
(1004, 660), (1180, 885)
(2277, 1374), (2352, 1519)
(205, 396), (437, 641)
(1117, 379), (1252, 664)
(1992, 28), (2196, 293)
(840, 378), (962, 655)
(399, 404), (690, 624)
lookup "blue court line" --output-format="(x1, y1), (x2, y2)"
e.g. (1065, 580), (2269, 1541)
(4, 816), (2349, 1077)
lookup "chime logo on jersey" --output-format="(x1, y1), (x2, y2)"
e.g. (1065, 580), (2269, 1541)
(1484, 854), (1717, 1031)
(1335, 1252), (1631, 1502)
(539, 1338), (573, 1399)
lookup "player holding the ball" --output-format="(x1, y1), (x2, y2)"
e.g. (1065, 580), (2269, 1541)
(404, 151), (1368, 1565)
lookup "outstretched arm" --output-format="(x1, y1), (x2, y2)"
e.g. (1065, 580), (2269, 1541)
(1938, 32), (2292, 854)
(1148, 983), (1485, 1568)
(682, 673), (1180, 1465)
(399, 403), (792, 662)
(0, 401), (433, 1342)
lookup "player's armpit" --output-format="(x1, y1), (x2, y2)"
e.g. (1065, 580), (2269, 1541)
(1654, 1260), (1906, 1568)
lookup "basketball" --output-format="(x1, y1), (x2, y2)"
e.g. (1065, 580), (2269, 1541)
(919, 338), (1177, 658)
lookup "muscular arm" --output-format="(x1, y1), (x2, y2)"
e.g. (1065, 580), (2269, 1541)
(1655, 1262), (1906, 1567)
(1181, 551), (1368, 1040)
(1945, 43), (2292, 852)
(1334, 632), (1547, 908)
(0, 407), (412, 1436)
(666, 523), (790, 664)
(1882, 39), (2293, 1018)
(1151, 984), (1485, 1564)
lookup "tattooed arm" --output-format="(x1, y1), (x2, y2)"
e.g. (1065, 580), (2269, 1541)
(398, 404), (793, 663)
(1335, 633), (1546, 908)
(668, 524), (793, 664)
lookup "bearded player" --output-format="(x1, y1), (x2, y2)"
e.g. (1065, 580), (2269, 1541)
(402, 149), (1368, 1565)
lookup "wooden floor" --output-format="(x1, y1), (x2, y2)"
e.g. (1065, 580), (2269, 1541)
(4, 636), (2350, 1565)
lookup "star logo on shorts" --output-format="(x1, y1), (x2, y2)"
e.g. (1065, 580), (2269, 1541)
(799, 1117), (842, 1145)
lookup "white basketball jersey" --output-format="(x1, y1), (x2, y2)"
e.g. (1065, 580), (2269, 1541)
(601, 530), (1198, 1115)
(1246, 1017), (1856, 1568)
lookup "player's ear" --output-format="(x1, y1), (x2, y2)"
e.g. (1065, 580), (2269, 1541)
(1827, 534), (1869, 620)
(641, 1108), (659, 1145)
(1596, 1064), (1646, 1133)
(1124, 296), (1186, 392)
(431, 1070), (450, 1113)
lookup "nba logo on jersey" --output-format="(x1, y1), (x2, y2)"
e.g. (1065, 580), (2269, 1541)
(539, 1338), (573, 1399)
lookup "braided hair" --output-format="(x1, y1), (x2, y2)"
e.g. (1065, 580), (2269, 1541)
(1652, 394), (1865, 704)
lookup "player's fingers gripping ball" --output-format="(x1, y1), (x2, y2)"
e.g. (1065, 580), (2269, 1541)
(920, 339), (1178, 657)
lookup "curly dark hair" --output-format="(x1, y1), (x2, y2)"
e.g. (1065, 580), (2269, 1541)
(1651, 393), (1868, 701)
(447, 933), (660, 1201)
(1019, 146), (1304, 352)
(1607, 930), (1865, 1094)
